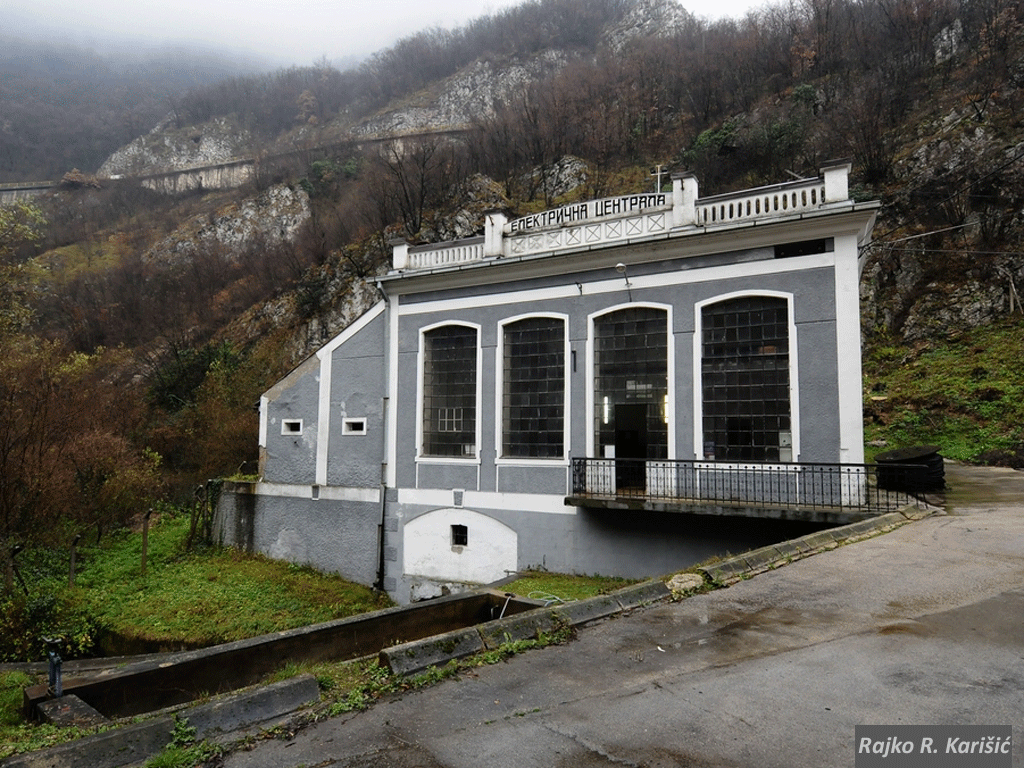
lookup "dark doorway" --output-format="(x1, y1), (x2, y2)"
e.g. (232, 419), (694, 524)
(615, 403), (647, 491)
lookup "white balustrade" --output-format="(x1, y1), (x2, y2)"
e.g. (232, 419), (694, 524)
(392, 166), (850, 271)
(696, 181), (827, 227)
(407, 240), (485, 269)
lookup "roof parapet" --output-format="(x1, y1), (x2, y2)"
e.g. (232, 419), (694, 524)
(390, 163), (855, 272)
(821, 159), (852, 203)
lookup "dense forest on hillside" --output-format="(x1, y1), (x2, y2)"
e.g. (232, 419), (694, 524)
(2, 0), (1023, 593)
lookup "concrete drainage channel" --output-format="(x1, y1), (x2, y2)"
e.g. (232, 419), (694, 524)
(3, 508), (928, 768)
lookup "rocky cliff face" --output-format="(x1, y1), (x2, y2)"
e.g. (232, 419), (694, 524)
(603, 0), (693, 51)
(861, 102), (1024, 343)
(350, 51), (569, 137)
(99, 115), (254, 177)
(143, 184), (310, 266)
(349, 0), (692, 137)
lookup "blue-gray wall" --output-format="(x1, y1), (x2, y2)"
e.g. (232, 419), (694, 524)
(215, 482), (381, 586)
(240, 238), (853, 603)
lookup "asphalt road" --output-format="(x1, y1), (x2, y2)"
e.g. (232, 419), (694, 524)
(224, 462), (1024, 768)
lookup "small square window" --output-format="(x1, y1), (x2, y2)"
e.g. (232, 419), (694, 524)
(451, 524), (468, 547)
(281, 419), (303, 435)
(342, 418), (367, 435)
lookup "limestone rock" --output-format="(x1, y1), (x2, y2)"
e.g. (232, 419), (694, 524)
(667, 573), (704, 594)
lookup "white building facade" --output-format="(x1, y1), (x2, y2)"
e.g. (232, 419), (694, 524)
(216, 163), (881, 603)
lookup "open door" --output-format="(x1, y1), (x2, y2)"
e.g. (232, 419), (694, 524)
(614, 403), (648, 491)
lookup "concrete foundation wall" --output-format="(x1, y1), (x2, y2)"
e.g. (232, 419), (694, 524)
(386, 497), (827, 604)
(215, 482), (381, 586)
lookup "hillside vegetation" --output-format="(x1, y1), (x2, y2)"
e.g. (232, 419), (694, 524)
(0, 38), (263, 181)
(1, 0), (1022, 603)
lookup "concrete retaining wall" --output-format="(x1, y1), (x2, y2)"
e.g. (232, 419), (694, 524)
(22, 590), (540, 720)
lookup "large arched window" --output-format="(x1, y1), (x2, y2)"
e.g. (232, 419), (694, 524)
(421, 324), (478, 457)
(593, 307), (669, 472)
(501, 316), (566, 458)
(701, 295), (791, 461)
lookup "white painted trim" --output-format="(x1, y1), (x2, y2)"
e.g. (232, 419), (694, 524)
(495, 457), (571, 467)
(316, 351), (331, 486)
(281, 419), (304, 436)
(415, 456), (483, 466)
(397, 487), (577, 515)
(253, 482), (380, 503)
(311, 301), (387, 488)
(692, 290), (800, 461)
(397, 252), (835, 317)
(415, 321), (483, 464)
(586, 302), (675, 461)
(494, 312), (571, 462)
(342, 418), (367, 435)
(318, 301), (386, 356)
(833, 233), (865, 463)
(386, 294), (399, 487)
(258, 395), (269, 448)
(586, 315), (595, 457)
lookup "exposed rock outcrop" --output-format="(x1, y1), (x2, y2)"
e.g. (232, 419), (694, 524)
(99, 116), (255, 178)
(351, 52), (569, 137)
(143, 184), (310, 266)
(603, 0), (693, 51)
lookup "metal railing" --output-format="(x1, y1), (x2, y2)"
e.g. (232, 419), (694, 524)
(570, 457), (931, 513)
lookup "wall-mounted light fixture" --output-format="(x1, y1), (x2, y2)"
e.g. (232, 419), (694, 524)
(615, 262), (633, 301)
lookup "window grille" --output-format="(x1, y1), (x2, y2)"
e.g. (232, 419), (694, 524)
(502, 317), (565, 458)
(701, 296), (791, 461)
(593, 307), (669, 461)
(422, 325), (477, 457)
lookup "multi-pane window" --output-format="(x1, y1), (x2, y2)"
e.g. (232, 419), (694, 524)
(422, 325), (477, 457)
(502, 317), (565, 458)
(701, 296), (791, 461)
(593, 307), (669, 462)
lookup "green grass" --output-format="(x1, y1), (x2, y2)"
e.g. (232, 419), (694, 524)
(0, 670), (107, 760)
(73, 508), (392, 648)
(0, 671), (35, 729)
(501, 571), (639, 603)
(863, 317), (1024, 465)
(0, 508), (638, 759)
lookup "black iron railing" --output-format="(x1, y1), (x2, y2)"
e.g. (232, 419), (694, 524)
(570, 457), (933, 513)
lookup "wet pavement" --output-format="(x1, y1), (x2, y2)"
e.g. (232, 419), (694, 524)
(224, 462), (1024, 768)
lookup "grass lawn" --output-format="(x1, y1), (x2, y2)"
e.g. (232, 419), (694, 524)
(502, 571), (640, 603)
(73, 508), (393, 649)
(0, 509), (635, 760)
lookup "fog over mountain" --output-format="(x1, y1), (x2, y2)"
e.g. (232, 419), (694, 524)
(4, 0), (763, 66)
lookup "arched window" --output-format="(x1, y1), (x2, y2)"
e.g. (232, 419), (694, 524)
(422, 325), (477, 457)
(701, 295), (791, 461)
(593, 307), (669, 472)
(502, 316), (566, 458)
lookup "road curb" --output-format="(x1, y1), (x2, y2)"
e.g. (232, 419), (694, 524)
(1, 675), (320, 768)
(699, 508), (928, 585)
(380, 628), (485, 676)
(6, 508), (931, 765)
(379, 580), (673, 677)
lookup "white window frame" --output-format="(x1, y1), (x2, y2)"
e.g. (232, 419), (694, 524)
(342, 417), (367, 435)
(585, 302), (675, 460)
(495, 312), (570, 465)
(415, 321), (482, 464)
(693, 290), (800, 463)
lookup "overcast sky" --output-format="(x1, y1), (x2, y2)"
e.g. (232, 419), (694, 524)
(5, 0), (766, 67)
